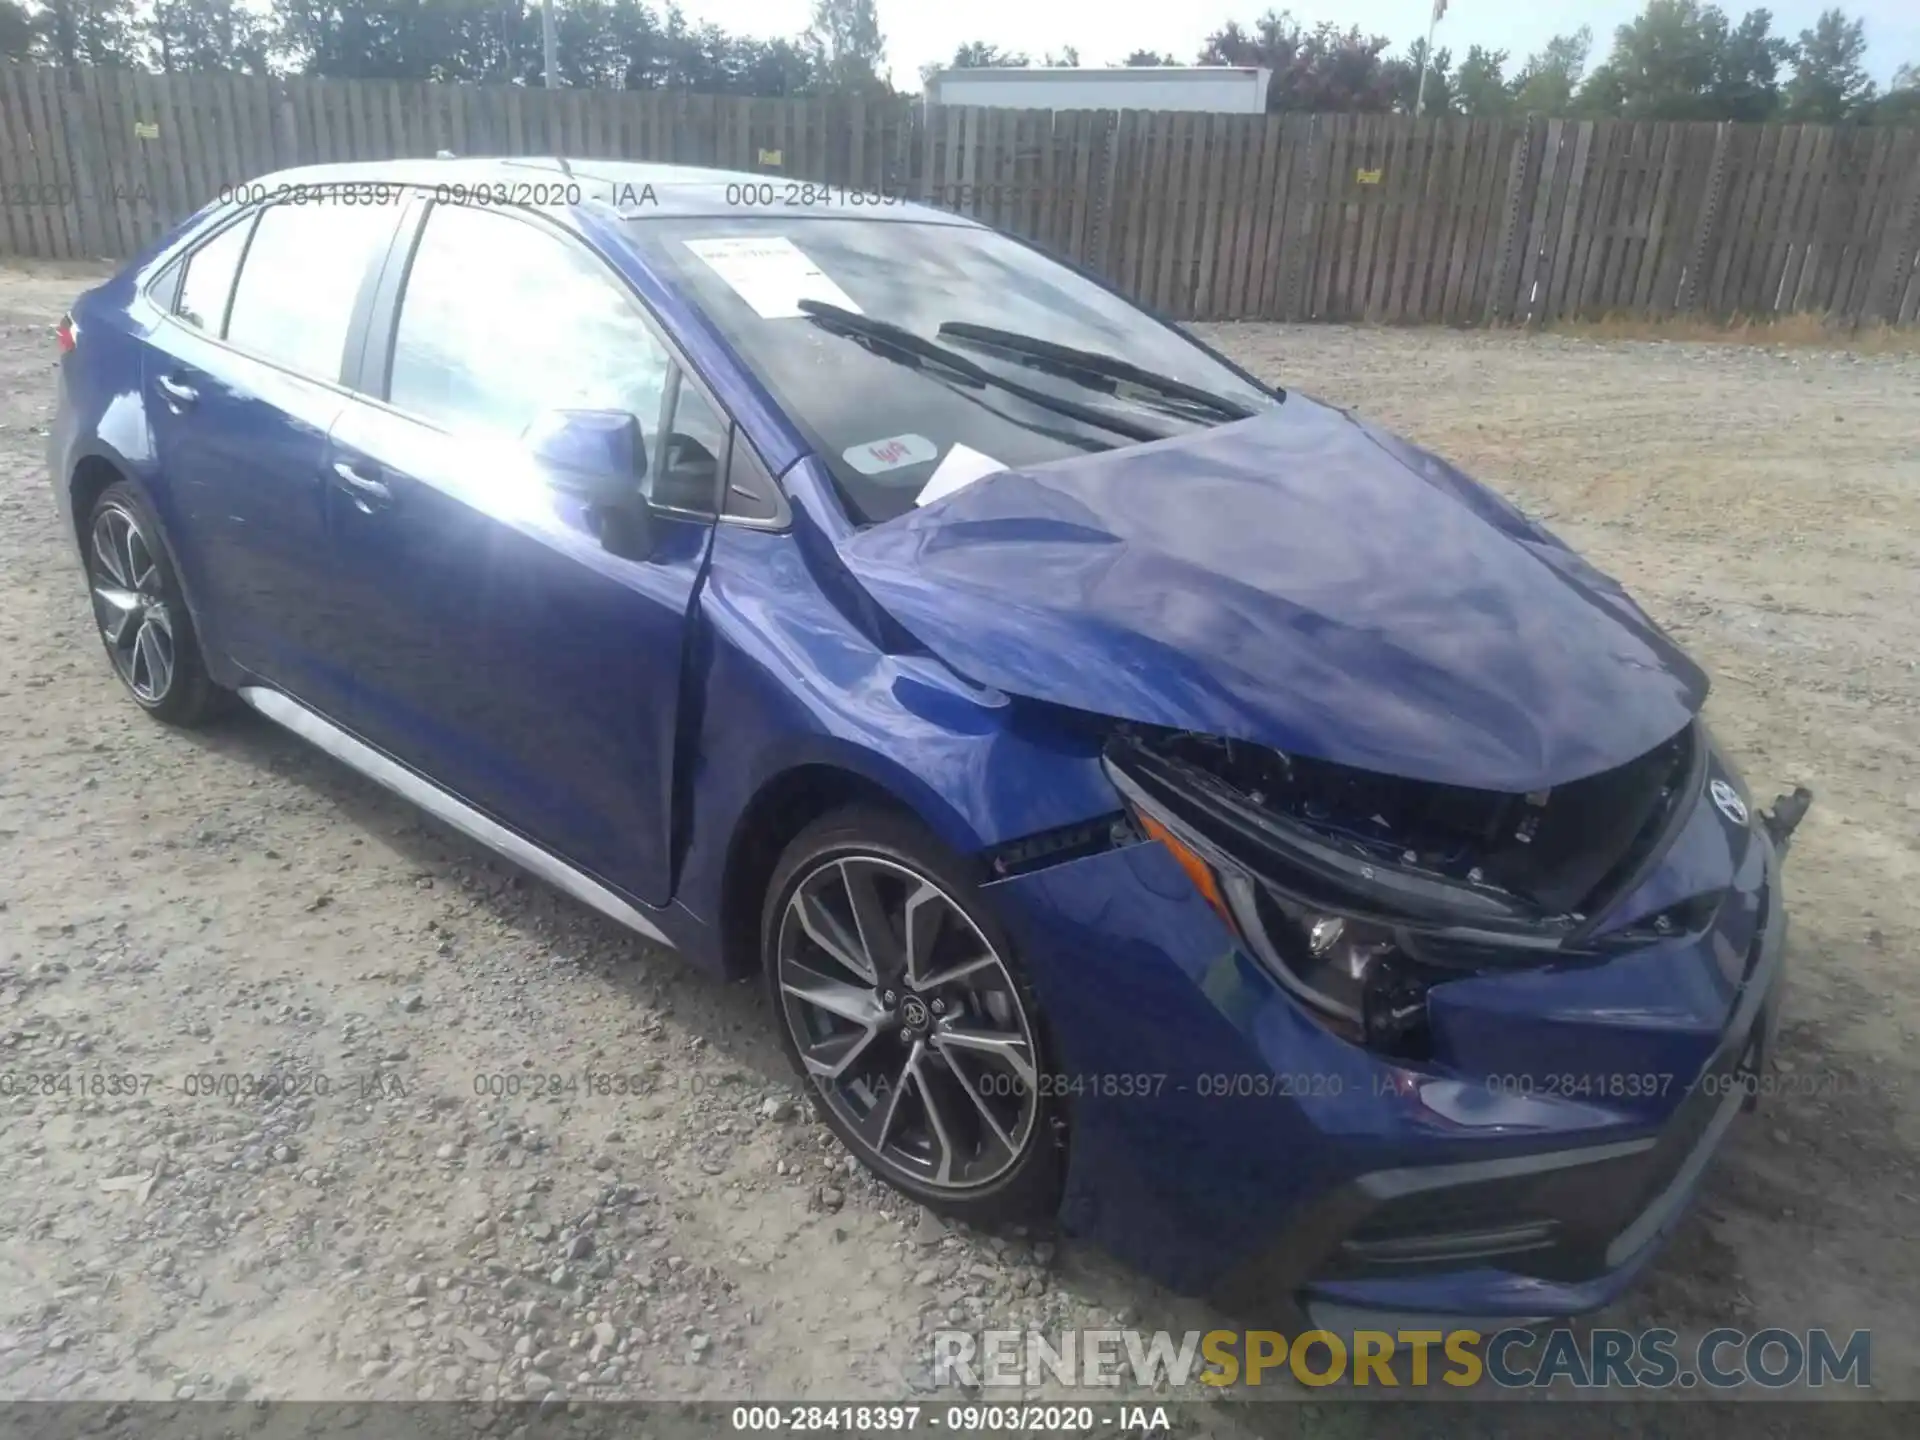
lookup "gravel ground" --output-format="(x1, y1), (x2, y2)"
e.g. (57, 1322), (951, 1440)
(2, 262), (1917, 1415)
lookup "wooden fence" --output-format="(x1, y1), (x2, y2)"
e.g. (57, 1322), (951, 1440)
(4, 63), (1919, 327)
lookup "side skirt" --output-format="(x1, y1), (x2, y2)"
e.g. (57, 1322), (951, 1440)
(237, 685), (675, 949)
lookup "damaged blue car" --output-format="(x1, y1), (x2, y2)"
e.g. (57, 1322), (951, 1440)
(51, 159), (1809, 1330)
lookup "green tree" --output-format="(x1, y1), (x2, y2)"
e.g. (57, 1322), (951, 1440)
(145, 0), (273, 73)
(273, 0), (410, 78)
(1511, 26), (1590, 113)
(729, 36), (815, 96)
(802, 0), (886, 93)
(1591, 0), (1721, 118)
(38, 0), (140, 66)
(561, 0), (662, 88)
(1387, 37), (1453, 114)
(1201, 10), (1399, 112)
(1875, 60), (1920, 123)
(1576, 2), (1787, 121)
(1043, 46), (1079, 67)
(0, 0), (34, 58)
(1121, 49), (1175, 66)
(1452, 44), (1511, 115)
(1785, 8), (1875, 120)
(1707, 8), (1790, 120)
(947, 40), (1027, 68)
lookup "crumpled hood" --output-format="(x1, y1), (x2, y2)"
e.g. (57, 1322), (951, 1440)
(835, 400), (1707, 792)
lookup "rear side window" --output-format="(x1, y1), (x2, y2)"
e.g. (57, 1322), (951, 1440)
(225, 202), (394, 380)
(175, 216), (252, 335)
(387, 204), (672, 444)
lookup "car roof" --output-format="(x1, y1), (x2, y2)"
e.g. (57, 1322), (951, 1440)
(253, 157), (978, 227)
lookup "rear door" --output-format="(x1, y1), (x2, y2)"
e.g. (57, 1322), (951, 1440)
(144, 198), (402, 716)
(324, 198), (725, 906)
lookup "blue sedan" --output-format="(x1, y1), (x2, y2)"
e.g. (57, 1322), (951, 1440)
(49, 158), (1806, 1330)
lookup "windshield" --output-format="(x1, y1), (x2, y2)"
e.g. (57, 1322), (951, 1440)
(624, 216), (1282, 525)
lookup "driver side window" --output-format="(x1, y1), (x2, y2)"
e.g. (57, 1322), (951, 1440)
(387, 204), (672, 451)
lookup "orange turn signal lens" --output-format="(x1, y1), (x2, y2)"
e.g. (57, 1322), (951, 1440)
(1136, 811), (1236, 930)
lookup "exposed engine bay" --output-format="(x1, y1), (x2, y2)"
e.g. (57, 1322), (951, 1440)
(1104, 721), (1715, 1055)
(1105, 721), (1705, 937)
(1124, 723), (1700, 920)
(1103, 720), (1812, 1057)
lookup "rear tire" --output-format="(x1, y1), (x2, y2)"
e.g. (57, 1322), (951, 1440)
(762, 805), (1065, 1226)
(84, 481), (223, 727)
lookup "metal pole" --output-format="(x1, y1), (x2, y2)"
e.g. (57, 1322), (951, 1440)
(1414, 1), (1440, 117)
(542, 0), (559, 89)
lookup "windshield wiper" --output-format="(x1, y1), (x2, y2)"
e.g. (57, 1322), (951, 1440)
(797, 301), (1168, 444)
(935, 321), (1270, 422)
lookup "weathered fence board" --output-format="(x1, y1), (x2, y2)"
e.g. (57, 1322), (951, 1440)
(2, 63), (1917, 327)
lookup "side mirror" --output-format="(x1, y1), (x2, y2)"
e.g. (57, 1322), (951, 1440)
(524, 408), (648, 509)
(523, 408), (655, 559)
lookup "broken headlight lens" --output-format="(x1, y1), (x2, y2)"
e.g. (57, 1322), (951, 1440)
(1124, 795), (1437, 1052)
(1219, 874), (1432, 1052)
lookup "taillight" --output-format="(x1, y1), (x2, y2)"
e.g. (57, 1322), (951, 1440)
(56, 313), (75, 354)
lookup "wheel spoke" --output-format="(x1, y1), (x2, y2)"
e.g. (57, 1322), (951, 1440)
(795, 883), (875, 984)
(121, 521), (144, 596)
(901, 881), (946, 989)
(134, 620), (168, 696)
(854, 1042), (916, 1152)
(92, 516), (130, 587)
(798, 1022), (881, 1081)
(128, 531), (159, 594)
(908, 1046), (958, 1186)
(93, 585), (141, 644)
(840, 860), (900, 979)
(780, 957), (885, 1027)
(933, 1025), (1036, 1090)
(929, 1041), (1019, 1155)
(917, 953), (1000, 992)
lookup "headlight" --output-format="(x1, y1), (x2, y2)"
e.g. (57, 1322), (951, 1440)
(1135, 804), (1434, 1055)
(1222, 874), (1432, 1053)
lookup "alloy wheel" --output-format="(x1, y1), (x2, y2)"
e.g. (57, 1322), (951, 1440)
(89, 502), (175, 705)
(775, 856), (1040, 1192)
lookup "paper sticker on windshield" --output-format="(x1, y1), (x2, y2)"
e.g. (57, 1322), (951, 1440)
(683, 236), (860, 320)
(844, 433), (937, 476)
(917, 443), (1007, 507)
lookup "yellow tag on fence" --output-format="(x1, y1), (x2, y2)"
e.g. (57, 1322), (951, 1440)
(758, 148), (782, 166)
(133, 121), (159, 140)
(1356, 167), (1382, 185)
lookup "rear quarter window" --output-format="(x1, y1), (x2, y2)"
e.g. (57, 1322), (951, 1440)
(224, 201), (395, 381)
(174, 216), (253, 335)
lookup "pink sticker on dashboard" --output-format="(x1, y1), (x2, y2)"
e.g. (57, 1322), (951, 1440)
(843, 433), (938, 476)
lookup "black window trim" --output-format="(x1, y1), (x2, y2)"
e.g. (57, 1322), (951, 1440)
(355, 191), (790, 532)
(148, 205), (257, 337)
(650, 362), (730, 520)
(147, 199), (401, 396)
(719, 422), (786, 526)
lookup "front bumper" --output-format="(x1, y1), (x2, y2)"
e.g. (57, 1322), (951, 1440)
(986, 791), (1785, 1324)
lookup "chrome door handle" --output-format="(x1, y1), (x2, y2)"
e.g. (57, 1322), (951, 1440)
(154, 373), (198, 408)
(329, 459), (392, 510)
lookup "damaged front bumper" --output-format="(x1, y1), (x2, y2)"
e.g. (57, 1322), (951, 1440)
(981, 724), (1799, 1324)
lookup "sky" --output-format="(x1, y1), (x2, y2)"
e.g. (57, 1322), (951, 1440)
(673, 1), (1919, 90)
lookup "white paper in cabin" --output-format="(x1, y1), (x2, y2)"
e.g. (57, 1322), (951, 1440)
(916, 443), (1007, 507)
(682, 237), (861, 320)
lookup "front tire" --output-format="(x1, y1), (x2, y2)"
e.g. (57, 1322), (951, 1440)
(762, 805), (1064, 1225)
(84, 481), (222, 726)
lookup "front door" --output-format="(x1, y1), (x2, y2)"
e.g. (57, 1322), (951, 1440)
(324, 200), (728, 907)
